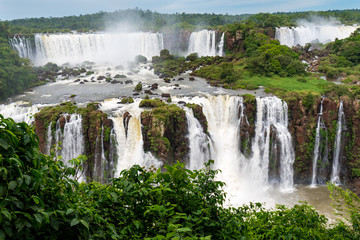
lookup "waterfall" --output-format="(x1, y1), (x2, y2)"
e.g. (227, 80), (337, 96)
(276, 25), (358, 47)
(331, 101), (346, 184)
(0, 102), (39, 124)
(34, 32), (164, 65)
(111, 101), (162, 176)
(93, 125), (107, 182)
(46, 122), (53, 156)
(175, 95), (295, 205)
(250, 97), (295, 191)
(184, 107), (210, 170)
(187, 30), (224, 57)
(217, 33), (225, 57)
(108, 128), (117, 177)
(9, 36), (34, 60)
(311, 98), (328, 186)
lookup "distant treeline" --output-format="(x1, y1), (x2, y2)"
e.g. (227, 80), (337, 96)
(5, 8), (360, 35)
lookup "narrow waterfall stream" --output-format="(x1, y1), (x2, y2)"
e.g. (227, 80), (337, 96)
(184, 107), (210, 170)
(311, 98), (328, 186)
(331, 101), (346, 184)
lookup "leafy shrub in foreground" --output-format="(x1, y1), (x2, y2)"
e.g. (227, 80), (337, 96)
(0, 115), (358, 239)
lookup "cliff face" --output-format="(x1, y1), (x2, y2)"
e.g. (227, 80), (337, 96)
(141, 104), (189, 164)
(162, 29), (192, 55)
(34, 103), (113, 183)
(33, 97), (360, 194)
(287, 97), (360, 193)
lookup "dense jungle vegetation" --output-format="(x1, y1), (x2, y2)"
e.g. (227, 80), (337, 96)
(4, 8), (360, 34)
(0, 22), (39, 100)
(1, 115), (360, 239)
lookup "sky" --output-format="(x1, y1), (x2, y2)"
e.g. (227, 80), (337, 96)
(0, 0), (359, 20)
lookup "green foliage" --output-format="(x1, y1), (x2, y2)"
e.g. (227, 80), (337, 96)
(246, 43), (306, 77)
(186, 53), (199, 61)
(220, 62), (239, 83)
(139, 99), (166, 108)
(135, 83), (143, 91)
(328, 183), (360, 237)
(120, 97), (134, 104)
(0, 22), (37, 100)
(1, 115), (360, 239)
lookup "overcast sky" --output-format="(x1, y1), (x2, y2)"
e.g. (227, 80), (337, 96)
(0, 0), (359, 20)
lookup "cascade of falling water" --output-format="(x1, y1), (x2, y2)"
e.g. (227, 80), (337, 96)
(175, 95), (295, 194)
(34, 32), (164, 65)
(275, 25), (358, 47)
(0, 102), (39, 124)
(331, 101), (346, 184)
(111, 100), (162, 176)
(217, 33), (225, 56)
(53, 114), (85, 181)
(9, 36), (34, 60)
(46, 122), (53, 156)
(187, 30), (224, 57)
(184, 107), (210, 170)
(311, 98), (327, 186)
(108, 128), (117, 178)
(60, 114), (85, 164)
(250, 97), (295, 191)
(93, 125), (107, 182)
(174, 95), (243, 196)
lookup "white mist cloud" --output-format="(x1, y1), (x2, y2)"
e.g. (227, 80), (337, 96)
(296, 15), (341, 27)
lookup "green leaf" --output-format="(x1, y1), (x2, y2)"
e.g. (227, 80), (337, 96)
(70, 218), (79, 227)
(66, 208), (74, 215)
(34, 213), (42, 224)
(177, 227), (192, 233)
(1, 209), (11, 221)
(0, 139), (9, 150)
(24, 175), (31, 185)
(51, 218), (59, 231)
(40, 212), (50, 224)
(8, 181), (17, 190)
(0, 230), (5, 240)
(80, 219), (89, 230)
(3, 225), (12, 237)
(15, 218), (26, 231)
(133, 220), (140, 229)
(32, 196), (40, 205)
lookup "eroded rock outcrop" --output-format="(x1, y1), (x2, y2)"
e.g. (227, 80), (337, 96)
(34, 102), (113, 183)
(140, 102), (189, 164)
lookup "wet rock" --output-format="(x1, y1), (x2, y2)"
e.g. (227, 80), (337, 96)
(161, 93), (171, 98)
(124, 80), (133, 84)
(97, 76), (105, 80)
(151, 83), (158, 90)
(189, 77), (195, 81)
(79, 81), (85, 84)
(74, 79), (81, 82)
(111, 80), (122, 84)
(178, 77), (184, 81)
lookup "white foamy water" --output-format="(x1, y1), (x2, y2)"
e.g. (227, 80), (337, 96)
(0, 102), (39, 124)
(276, 25), (358, 47)
(187, 30), (224, 57)
(34, 32), (164, 65)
